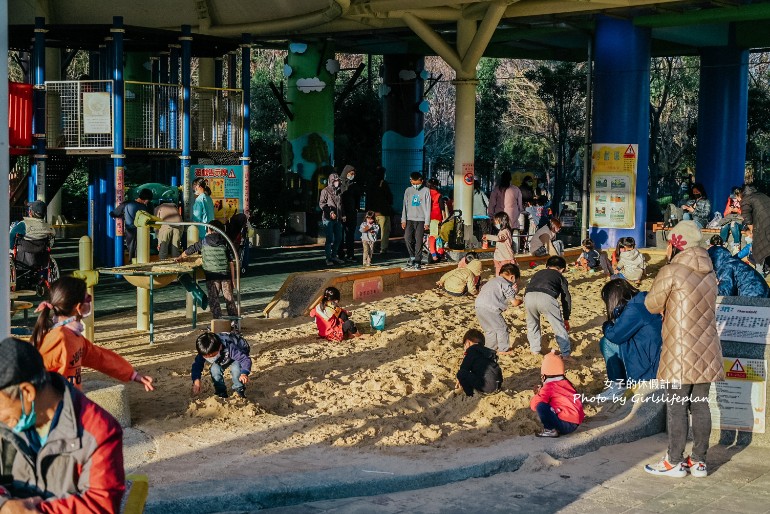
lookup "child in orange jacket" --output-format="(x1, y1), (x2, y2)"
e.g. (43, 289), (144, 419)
(311, 287), (365, 342)
(30, 276), (155, 391)
(530, 350), (584, 437)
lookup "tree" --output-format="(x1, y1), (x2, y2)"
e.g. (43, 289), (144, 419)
(424, 57), (456, 184)
(475, 58), (509, 189)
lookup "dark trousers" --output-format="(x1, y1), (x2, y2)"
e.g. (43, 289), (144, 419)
(535, 402), (579, 434)
(125, 228), (137, 260)
(339, 221), (356, 259)
(667, 383), (712, 463)
(207, 278), (237, 318)
(339, 311), (358, 335)
(404, 220), (425, 263)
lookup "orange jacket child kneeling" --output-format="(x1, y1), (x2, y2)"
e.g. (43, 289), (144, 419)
(530, 350), (584, 438)
(31, 276), (155, 391)
(311, 286), (363, 342)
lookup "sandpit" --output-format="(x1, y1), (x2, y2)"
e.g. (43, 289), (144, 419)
(85, 254), (666, 485)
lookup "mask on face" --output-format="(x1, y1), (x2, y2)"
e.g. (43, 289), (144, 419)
(204, 356), (218, 364)
(333, 180), (341, 188)
(347, 174), (355, 181)
(495, 223), (501, 230)
(12, 390), (36, 434)
(413, 183), (422, 190)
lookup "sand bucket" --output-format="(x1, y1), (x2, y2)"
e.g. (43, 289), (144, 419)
(370, 310), (386, 331)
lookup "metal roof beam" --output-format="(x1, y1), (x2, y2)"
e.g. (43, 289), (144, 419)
(635, 2), (770, 27)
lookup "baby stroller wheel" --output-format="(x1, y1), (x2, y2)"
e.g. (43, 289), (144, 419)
(36, 283), (47, 297)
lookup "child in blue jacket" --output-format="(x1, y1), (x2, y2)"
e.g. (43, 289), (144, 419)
(191, 331), (252, 398)
(598, 279), (663, 400)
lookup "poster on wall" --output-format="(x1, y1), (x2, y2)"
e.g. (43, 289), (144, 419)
(83, 92), (112, 134)
(710, 357), (767, 433)
(190, 165), (244, 222)
(589, 143), (638, 229)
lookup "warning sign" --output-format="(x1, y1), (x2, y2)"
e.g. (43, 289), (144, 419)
(727, 359), (747, 379)
(463, 172), (474, 186)
(624, 144), (636, 158)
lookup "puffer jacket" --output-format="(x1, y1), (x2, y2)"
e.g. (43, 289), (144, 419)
(644, 247), (724, 384)
(708, 245), (770, 298)
(741, 185), (770, 265)
(319, 174), (344, 222)
(617, 248), (645, 281)
(0, 373), (125, 513)
(439, 259), (483, 295)
(602, 292), (662, 381)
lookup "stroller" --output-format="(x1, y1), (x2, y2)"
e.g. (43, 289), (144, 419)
(422, 210), (465, 263)
(11, 234), (59, 297)
(225, 212), (250, 275)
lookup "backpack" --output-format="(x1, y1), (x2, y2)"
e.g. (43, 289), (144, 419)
(706, 211), (723, 229)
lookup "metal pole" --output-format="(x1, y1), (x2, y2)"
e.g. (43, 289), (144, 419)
(136, 225), (150, 331)
(184, 225), (198, 320)
(582, 37), (593, 239)
(32, 17), (46, 203)
(112, 17), (125, 267)
(78, 236), (95, 341)
(180, 27), (192, 221)
(1, 0), (10, 336)
(240, 34), (251, 216)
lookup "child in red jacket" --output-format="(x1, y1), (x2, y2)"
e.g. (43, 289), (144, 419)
(311, 287), (364, 341)
(530, 350), (584, 437)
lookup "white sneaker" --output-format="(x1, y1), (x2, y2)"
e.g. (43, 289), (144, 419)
(596, 382), (626, 401)
(685, 456), (708, 477)
(644, 455), (687, 478)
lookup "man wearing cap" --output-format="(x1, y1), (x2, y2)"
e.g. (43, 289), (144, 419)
(110, 188), (153, 260)
(9, 201), (55, 250)
(0, 337), (125, 513)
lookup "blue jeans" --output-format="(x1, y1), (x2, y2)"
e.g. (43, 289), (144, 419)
(720, 222), (741, 245)
(210, 360), (244, 396)
(682, 213), (704, 228)
(536, 402), (578, 434)
(323, 219), (343, 261)
(600, 337), (626, 384)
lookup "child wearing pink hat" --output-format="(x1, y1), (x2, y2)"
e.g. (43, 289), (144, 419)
(530, 350), (584, 437)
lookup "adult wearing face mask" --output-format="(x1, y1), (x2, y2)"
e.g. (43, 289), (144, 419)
(681, 182), (711, 228)
(319, 172), (346, 266)
(0, 337), (127, 514)
(339, 164), (363, 262)
(737, 183), (770, 274)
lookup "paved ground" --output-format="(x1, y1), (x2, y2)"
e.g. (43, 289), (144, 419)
(255, 434), (770, 514)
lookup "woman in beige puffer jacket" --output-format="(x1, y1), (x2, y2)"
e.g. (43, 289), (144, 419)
(643, 220), (724, 478)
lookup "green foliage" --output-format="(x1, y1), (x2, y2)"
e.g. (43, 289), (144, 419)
(248, 139), (289, 229)
(334, 84), (382, 179)
(60, 163), (89, 221)
(747, 85), (770, 174)
(475, 58), (509, 187)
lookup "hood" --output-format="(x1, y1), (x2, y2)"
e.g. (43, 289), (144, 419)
(467, 259), (483, 276)
(742, 184), (757, 198)
(204, 232), (226, 246)
(327, 173), (340, 184)
(671, 246), (713, 274)
(342, 164), (355, 176)
(629, 291), (648, 307)
(707, 245), (732, 270)
(624, 248), (644, 264)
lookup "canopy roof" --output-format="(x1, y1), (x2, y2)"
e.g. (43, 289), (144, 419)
(10, 0), (770, 59)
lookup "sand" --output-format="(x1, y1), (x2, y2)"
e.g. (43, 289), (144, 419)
(86, 254), (666, 483)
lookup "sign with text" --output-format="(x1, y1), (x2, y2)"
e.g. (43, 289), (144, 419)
(716, 304), (770, 345)
(353, 276), (383, 301)
(83, 92), (112, 134)
(589, 143), (637, 229)
(710, 357), (767, 433)
(190, 165), (244, 222)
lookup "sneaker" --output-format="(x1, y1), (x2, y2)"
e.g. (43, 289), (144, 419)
(326, 259), (335, 266)
(684, 456), (707, 477)
(536, 428), (559, 438)
(332, 258), (345, 265)
(413, 263), (422, 271)
(644, 455), (687, 477)
(404, 261), (414, 269)
(596, 382), (626, 401)
(235, 389), (246, 399)
(215, 391), (228, 399)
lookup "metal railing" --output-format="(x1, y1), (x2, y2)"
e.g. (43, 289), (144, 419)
(191, 86), (243, 152)
(45, 80), (114, 150)
(124, 81), (183, 151)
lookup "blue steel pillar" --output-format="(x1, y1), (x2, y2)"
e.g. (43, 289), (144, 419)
(381, 54), (425, 214)
(590, 16), (651, 248)
(111, 17), (125, 267)
(169, 44), (180, 154)
(696, 46), (749, 211)
(30, 17), (46, 203)
(241, 34), (251, 216)
(180, 27), (192, 219)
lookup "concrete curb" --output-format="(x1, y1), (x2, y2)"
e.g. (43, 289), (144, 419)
(144, 454), (529, 514)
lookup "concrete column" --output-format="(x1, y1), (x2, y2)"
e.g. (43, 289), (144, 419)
(696, 46), (749, 211)
(590, 16), (651, 248)
(453, 19), (477, 240)
(381, 54), (425, 214)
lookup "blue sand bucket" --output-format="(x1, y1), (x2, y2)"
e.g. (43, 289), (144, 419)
(370, 310), (386, 331)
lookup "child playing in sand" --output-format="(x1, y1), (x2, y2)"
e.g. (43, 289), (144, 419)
(177, 220), (237, 319)
(436, 258), (483, 296)
(574, 238), (601, 272)
(359, 211), (380, 267)
(455, 329), (503, 396)
(524, 256), (572, 357)
(614, 237), (645, 283)
(483, 212), (517, 276)
(191, 331), (252, 398)
(530, 350), (584, 437)
(31, 276), (155, 391)
(312, 286), (365, 341)
(474, 263), (522, 353)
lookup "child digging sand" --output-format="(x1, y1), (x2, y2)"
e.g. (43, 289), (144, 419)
(436, 258), (483, 296)
(474, 263), (522, 353)
(530, 350), (584, 437)
(191, 331), (252, 398)
(312, 287), (366, 341)
(525, 255), (572, 357)
(455, 329), (503, 396)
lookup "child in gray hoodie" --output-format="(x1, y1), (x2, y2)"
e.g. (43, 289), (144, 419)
(400, 172), (432, 270)
(614, 237), (645, 283)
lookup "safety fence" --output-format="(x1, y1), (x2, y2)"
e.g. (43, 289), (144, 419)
(191, 86), (243, 152)
(45, 80), (114, 150)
